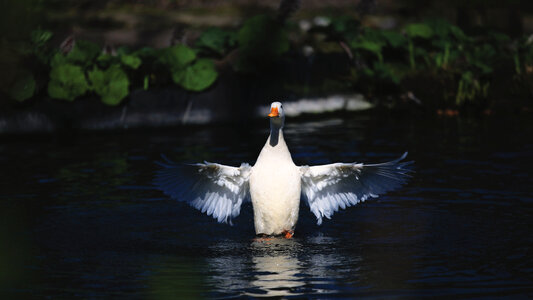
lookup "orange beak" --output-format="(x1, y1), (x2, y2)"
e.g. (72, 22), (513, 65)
(268, 107), (279, 117)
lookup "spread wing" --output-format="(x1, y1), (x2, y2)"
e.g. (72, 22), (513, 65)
(154, 156), (251, 224)
(300, 152), (412, 225)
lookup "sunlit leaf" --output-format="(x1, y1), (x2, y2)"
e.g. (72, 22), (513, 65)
(48, 63), (89, 101)
(405, 23), (434, 39)
(351, 40), (383, 53)
(65, 40), (101, 65)
(160, 45), (196, 70)
(120, 54), (142, 69)
(88, 65), (129, 106)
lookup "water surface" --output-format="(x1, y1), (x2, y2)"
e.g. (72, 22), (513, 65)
(1, 114), (532, 298)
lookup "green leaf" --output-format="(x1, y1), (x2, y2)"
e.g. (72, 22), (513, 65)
(351, 40), (383, 54)
(10, 71), (36, 102)
(449, 26), (468, 41)
(405, 23), (434, 39)
(381, 30), (407, 48)
(134, 47), (159, 59)
(96, 54), (115, 67)
(143, 75), (149, 90)
(88, 65), (129, 106)
(48, 63), (89, 101)
(66, 40), (101, 65)
(120, 54), (142, 69)
(30, 29), (53, 47)
(195, 27), (236, 56)
(50, 52), (68, 68)
(172, 59), (218, 91)
(160, 45), (196, 70)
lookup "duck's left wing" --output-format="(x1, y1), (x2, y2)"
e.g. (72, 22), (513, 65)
(300, 152), (412, 225)
(154, 156), (251, 224)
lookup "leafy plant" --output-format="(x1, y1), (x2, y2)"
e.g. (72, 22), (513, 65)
(62, 40), (101, 66)
(172, 59), (218, 92)
(160, 45), (196, 70)
(88, 65), (130, 106)
(29, 29), (54, 64)
(48, 63), (90, 101)
(161, 45), (218, 91)
(455, 71), (489, 105)
(404, 23), (434, 69)
(120, 54), (142, 69)
(195, 27), (237, 56)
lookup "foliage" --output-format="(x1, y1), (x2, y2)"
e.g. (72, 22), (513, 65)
(161, 45), (219, 91)
(6, 12), (533, 112)
(172, 59), (218, 92)
(455, 71), (489, 105)
(88, 65), (130, 106)
(48, 63), (90, 101)
(62, 40), (101, 66)
(160, 45), (196, 70)
(120, 55), (142, 69)
(327, 16), (523, 108)
(195, 27), (236, 56)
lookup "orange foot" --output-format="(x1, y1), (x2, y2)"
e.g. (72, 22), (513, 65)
(282, 230), (294, 239)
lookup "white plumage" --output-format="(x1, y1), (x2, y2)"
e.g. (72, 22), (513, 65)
(154, 102), (412, 236)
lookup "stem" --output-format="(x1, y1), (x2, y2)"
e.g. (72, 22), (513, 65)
(443, 43), (450, 68)
(409, 40), (415, 70)
(514, 53), (521, 75)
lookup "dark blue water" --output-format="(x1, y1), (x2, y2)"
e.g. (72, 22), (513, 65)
(1, 114), (532, 298)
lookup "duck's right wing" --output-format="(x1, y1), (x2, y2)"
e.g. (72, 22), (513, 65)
(154, 156), (252, 224)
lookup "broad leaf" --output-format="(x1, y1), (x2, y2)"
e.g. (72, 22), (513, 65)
(405, 23), (434, 39)
(160, 45), (196, 70)
(48, 63), (89, 101)
(172, 59), (218, 91)
(88, 65), (129, 106)
(120, 54), (142, 69)
(195, 27), (236, 56)
(66, 40), (101, 65)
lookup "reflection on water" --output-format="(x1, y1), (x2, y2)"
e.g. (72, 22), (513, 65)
(204, 235), (362, 297)
(248, 238), (304, 297)
(206, 238), (307, 297)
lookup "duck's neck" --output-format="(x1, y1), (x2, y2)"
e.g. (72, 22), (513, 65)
(269, 119), (284, 147)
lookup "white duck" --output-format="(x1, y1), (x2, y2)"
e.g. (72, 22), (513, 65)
(155, 102), (412, 238)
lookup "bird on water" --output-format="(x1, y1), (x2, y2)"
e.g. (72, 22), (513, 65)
(154, 102), (412, 239)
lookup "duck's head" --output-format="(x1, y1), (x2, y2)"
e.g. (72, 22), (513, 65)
(268, 102), (285, 128)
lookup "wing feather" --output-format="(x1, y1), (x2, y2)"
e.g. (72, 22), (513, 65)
(154, 157), (251, 225)
(300, 152), (412, 224)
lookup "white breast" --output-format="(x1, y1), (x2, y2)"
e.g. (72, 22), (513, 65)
(249, 133), (301, 235)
